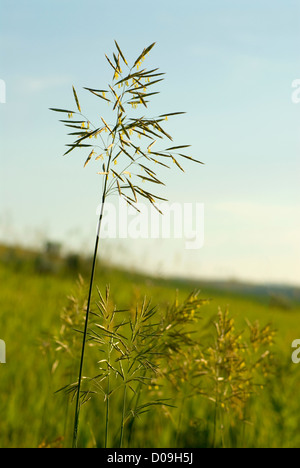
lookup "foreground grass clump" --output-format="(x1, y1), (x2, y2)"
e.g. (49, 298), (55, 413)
(48, 279), (275, 448)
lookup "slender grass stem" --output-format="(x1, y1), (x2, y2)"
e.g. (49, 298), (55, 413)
(72, 227), (101, 448)
(212, 373), (219, 448)
(105, 375), (110, 448)
(127, 370), (145, 446)
(72, 132), (115, 448)
(120, 384), (127, 448)
(220, 410), (226, 449)
(175, 395), (186, 447)
(105, 338), (112, 448)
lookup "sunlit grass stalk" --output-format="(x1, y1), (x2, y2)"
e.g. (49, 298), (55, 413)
(72, 230), (100, 447)
(119, 383), (128, 448)
(240, 394), (248, 448)
(212, 369), (218, 448)
(220, 407), (226, 448)
(51, 41), (202, 448)
(175, 394), (186, 447)
(105, 337), (112, 448)
(127, 370), (146, 446)
(72, 161), (112, 448)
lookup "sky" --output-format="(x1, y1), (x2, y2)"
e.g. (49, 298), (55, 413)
(0, 0), (299, 285)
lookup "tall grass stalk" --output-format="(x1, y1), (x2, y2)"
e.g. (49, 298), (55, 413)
(72, 183), (108, 447)
(50, 40), (202, 448)
(105, 337), (112, 448)
(119, 383), (127, 448)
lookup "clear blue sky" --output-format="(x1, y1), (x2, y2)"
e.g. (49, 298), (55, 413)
(0, 0), (299, 285)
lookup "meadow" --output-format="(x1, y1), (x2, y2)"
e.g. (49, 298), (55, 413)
(1, 243), (300, 448)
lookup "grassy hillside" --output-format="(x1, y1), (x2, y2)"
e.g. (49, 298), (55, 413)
(1, 243), (300, 448)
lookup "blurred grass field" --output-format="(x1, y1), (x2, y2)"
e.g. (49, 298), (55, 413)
(1, 243), (300, 448)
